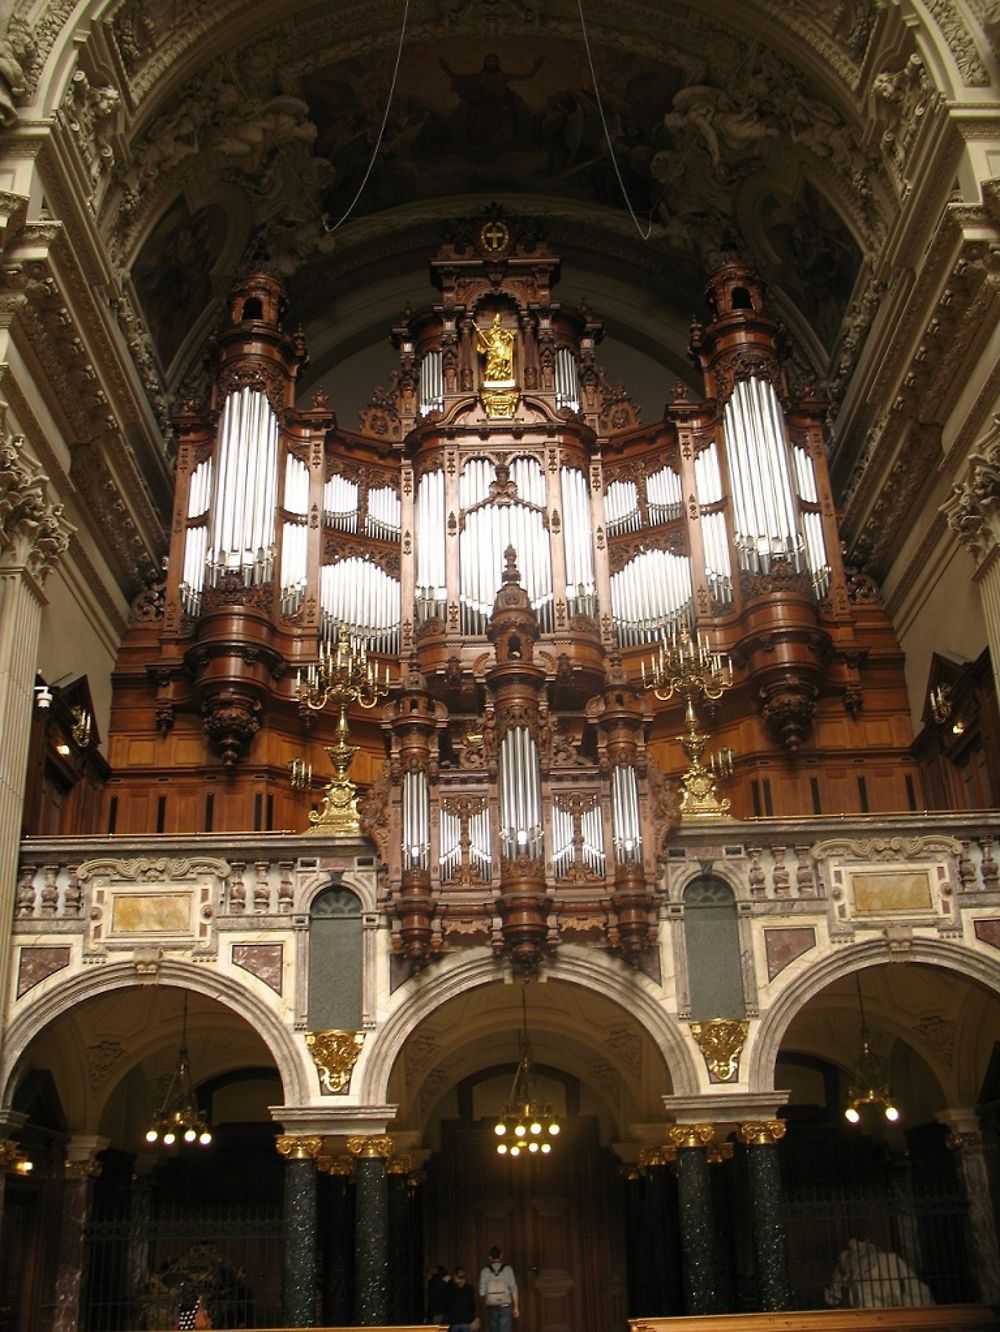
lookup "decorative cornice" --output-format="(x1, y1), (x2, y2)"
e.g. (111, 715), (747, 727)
(942, 425), (1000, 565)
(0, 413), (73, 582)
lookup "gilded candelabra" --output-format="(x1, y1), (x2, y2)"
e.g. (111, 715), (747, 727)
(642, 623), (734, 819)
(297, 626), (389, 835)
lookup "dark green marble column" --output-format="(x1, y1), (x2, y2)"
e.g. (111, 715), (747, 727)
(667, 1124), (718, 1315)
(277, 1134), (322, 1327)
(320, 1157), (354, 1326)
(738, 1122), (792, 1311)
(387, 1163), (414, 1322)
(350, 1135), (391, 1325)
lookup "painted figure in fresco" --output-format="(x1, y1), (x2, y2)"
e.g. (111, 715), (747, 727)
(439, 52), (544, 150)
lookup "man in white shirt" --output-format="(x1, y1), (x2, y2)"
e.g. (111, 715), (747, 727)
(478, 1246), (519, 1332)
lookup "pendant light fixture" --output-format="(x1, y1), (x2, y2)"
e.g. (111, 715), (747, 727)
(493, 985), (560, 1157)
(146, 994), (213, 1147)
(844, 974), (900, 1125)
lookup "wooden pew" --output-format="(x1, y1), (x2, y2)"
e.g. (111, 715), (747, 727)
(629, 1307), (1000, 1332)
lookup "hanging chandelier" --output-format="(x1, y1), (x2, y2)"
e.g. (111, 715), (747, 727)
(145, 995), (213, 1147)
(493, 986), (560, 1158)
(844, 974), (899, 1125)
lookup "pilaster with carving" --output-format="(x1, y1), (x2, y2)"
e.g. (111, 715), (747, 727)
(943, 429), (1000, 715)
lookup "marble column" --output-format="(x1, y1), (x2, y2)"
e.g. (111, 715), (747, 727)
(348, 1134), (392, 1325)
(941, 1112), (1000, 1305)
(666, 1124), (719, 1315)
(387, 1158), (418, 1322)
(737, 1121), (792, 1311)
(276, 1134), (323, 1327)
(53, 1141), (105, 1332)
(318, 1155), (354, 1327)
(942, 430), (1000, 714)
(0, 424), (72, 1054)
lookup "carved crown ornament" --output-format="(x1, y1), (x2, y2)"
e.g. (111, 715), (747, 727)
(305, 1029), (365, 1095)
(689, 1018), (750, 1082)
(0, 419), (73, 580)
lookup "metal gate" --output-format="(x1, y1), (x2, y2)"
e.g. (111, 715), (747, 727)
(784, 1184), (976, 1310)
(83, 1202), (284, 1331)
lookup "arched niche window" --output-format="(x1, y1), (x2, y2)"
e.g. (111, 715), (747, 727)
(683, 876), (745, 1019)
(308, 884), (362, 1030)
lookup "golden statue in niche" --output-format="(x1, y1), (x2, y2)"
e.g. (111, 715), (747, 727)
(476, 312), (516, 385)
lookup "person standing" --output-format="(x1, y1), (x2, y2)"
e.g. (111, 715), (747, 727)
(427, 1265), (451, 1325)
(478, 1246), (518, 1332)
(446, 1266), (478, 1332)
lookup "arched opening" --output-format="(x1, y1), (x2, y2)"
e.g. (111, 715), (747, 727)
(1, 985), (286, 1332)
(774, 962), (1000, 1309)
(385, 976), (675, 1332)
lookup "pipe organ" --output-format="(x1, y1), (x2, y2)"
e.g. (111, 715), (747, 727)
(111, 207), (917, 971)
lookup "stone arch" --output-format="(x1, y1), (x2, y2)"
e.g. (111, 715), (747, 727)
(354, 944), (699, 1110)
(747, 936), (1000, 1091)
(0, 958), (310, 1111)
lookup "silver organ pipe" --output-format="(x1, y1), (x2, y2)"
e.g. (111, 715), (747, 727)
(419, 350), (444, 415)
(611, 764), (642, 863)
(323, 473), (359, 532)
(320, 557), (401, 653)
(792, 444), (831, 597)
(459, 457), (553, 635)
(180, 457), (212, 616)
(560, 466), (597, 617)
(551, 799), (605, 880)
(554, 346), (580, 412)
(694, 442), (733, 605)
(402, 770), (430, 870)
(280, 454), (310, 614)
(723, 376), (803, 576)
(205, 386), (278, 588)
(499, 727), (543, 859)
(439, 804), (492, 883)
(605, 479), (641, 536)
(366, 485), (401, 541)
(646, 465), (683, 524)
(416, 468), (446, 622)
(610, 548), (693, 646)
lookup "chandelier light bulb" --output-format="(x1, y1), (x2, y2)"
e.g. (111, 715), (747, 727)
(514, 1123), (526, 1137)
(199, 1131), (213, 1145)
(884, 1104), (900, 1123)
(510, 1145), (521, 1157)
(494, 1122), (506, 1136)
(528, 1141), (539, 1153)
(497, 1143), (508, 1155)
(844, 1106), (860, 1124)
(162, 1130), (176, 1146)
(548, 1122), (560, 1135)
(541, 1142), (551, 1154)
(145, 1128), (159, 1144)
(183, 1127), (197, 1143)
(530, 1120), (542, 1135)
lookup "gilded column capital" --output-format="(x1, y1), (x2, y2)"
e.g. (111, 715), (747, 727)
(305, 1029), (365, 1094)
(737, 1120), (787, 1147)
(386, 1153), (414, 1176)
(665, 1122), (716, 1150)
(947, 1131), (984, 1152)
(275, 1133), (324, 1160)
(706, 1141), (734, 1164)
(317, 1153), (354, 1176)
(637, 1144), (677, 1169)
(942, 430), (1000, 564)
(689, 1018), (749, 1082)
(347, 1133), (393, 1159)
(65, 1159), (103, 1180)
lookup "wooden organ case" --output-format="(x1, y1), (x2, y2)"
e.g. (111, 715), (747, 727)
(105, 209), (917, 974)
